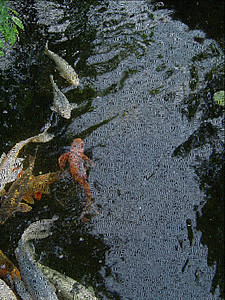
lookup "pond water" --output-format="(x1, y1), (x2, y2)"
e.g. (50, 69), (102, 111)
(0, 1), (224, 299)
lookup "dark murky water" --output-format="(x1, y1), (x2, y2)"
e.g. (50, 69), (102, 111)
(0, 1), (224, 299)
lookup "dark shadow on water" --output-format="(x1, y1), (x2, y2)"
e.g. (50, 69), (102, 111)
(161, 0), (224, 50)
(195, 150), (224, 298)
(173, 60), (224, 297)
(173, 122), (219, 158)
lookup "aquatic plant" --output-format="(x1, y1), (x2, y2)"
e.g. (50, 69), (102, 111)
(0, 0), (24, 56)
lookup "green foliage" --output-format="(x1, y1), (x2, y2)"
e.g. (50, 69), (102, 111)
(213, 91), (225, 106)
(0, 0), (24, 56)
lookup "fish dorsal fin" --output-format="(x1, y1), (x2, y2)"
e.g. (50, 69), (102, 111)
(0, 152), (6, 165)
(22, 195), (35, 204)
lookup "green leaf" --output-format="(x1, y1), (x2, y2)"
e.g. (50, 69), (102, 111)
(8, 7), (18, 16)
(0, 26), (5, 36)
(0, 5), (9, 22)
(2, 21), (11, 42)
(12, 23), (19, 36)
(8, 29), (16, 45)
(213, 91), (225, 106)
(0, 1), (23, 52)
(12, 16), (24, 30)
(0, 11), (8, 24)
(0, 13), (7, 24)
(0, 39), (5, 49)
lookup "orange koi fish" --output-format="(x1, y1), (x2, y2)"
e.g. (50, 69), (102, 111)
(0, 156), (36, 225)
(58, 138), (94, 208)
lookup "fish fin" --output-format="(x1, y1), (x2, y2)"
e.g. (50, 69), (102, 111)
(70, 103), (78, 110)
(81, 154), (94, 167)
(50, 106), (57, 112)
(58, 153), (69, 169)
(44, 41), (49, 54)
(71, 78), (79, 86)
(17, 203), (32, 213)
(23, 195), (34, 204)
(0, 152), (6, 165)
(0, 188), (6, 197)
(49, 74), (54, 84)
(59, 72), (67, 80)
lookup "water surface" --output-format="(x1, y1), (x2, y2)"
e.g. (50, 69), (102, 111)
(0, 1), (224, 299)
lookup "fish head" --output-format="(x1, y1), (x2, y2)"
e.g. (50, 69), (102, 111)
(60, 108), (71, 119)
(70, 75), (79, 86)
(71, 138), (84, 153)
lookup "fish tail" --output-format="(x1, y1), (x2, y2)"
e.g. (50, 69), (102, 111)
(28, 155), (36, 168)
(82, 181), (92, 202)
(33, 132), (54, 143)
(21, 216), (58, 243)
(32, 125), (54, 143)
